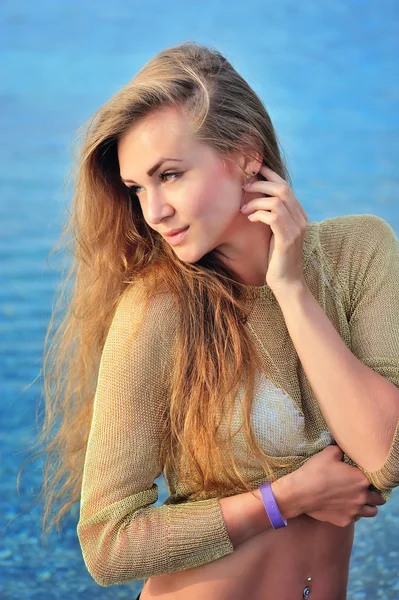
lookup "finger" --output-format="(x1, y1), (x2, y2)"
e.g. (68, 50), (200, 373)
(259, 165), (287, 185)
(359, 505), (378, 518)
(368, 491), (386, 505)
(241, 196), (285, 215)
(257, 165), (308, 222)
(247, 202), (294, 235)
(244, 179), (288, 198)
(245, 180), (307, 223)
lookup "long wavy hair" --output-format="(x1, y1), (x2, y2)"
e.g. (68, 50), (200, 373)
(18, 41), (295, 537)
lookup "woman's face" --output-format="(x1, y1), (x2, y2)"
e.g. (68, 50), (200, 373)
(117, 105), (254, 264)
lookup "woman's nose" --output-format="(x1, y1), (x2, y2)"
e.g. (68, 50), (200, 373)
(145, 189), (173, 224)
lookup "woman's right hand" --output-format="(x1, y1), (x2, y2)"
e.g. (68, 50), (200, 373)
(279, 444), (387, 528)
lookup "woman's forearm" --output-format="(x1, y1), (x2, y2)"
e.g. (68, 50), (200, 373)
(218, 474), (299, 549)
(274, 282), (399, 473)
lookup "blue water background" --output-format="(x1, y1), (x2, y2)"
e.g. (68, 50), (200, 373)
(1, 1), (398, 598)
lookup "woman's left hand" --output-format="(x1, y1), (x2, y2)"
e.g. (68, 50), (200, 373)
(240, 165), (308, 294)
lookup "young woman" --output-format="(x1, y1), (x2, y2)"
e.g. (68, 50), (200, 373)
(32, 42), (399, 599)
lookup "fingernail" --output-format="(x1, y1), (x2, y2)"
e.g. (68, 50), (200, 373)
(240, 204), (247, 212)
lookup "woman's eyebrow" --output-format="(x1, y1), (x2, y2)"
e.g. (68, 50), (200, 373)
(121, 158), (184, 184)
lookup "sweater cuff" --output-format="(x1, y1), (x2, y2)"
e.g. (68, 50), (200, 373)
(342, 417), (399, 501)
(167, 497), (234, 572)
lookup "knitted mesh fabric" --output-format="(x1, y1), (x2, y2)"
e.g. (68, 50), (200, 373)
(77, 214), (399, 585)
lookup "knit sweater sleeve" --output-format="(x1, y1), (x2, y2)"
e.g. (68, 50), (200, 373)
(323, 214), (399, 493)
(76, 282), (233, 586)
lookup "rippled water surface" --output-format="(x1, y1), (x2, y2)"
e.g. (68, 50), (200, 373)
(1, 1), (398, 598)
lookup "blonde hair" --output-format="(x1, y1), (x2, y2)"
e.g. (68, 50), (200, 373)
(18, 41), (295, 537)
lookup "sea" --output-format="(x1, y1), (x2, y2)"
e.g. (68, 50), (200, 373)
(1, 1), (398, 598)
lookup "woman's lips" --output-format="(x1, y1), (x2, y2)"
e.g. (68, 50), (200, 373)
(165, 226), (189, 246)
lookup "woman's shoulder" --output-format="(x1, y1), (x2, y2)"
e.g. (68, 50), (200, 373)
(101, 279), (178, 373)
(317, 213), (394, 246)
(115, 278), (179, 337)
(314, 213), (395, 267)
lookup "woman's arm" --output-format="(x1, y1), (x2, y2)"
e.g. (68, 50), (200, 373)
(77, 284), (237, 585)
(219, 444), (387, 541)
(274, 215), (399, 490)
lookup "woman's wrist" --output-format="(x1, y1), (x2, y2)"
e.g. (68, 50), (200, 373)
(268, 474), (302, 521)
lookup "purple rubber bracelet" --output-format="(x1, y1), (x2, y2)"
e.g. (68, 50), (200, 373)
(259, 482), (288, 529)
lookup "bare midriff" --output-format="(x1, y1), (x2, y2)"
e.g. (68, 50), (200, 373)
(139, 514), (355, 600)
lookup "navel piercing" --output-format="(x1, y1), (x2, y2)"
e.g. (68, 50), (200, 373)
(303, 576), (312, 599)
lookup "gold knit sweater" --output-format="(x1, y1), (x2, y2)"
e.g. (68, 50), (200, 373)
(77, 214), (399, 586)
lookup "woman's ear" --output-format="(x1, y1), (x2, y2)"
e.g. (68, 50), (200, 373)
(245, 152), (263, 178)
(226, 149), (263, 180)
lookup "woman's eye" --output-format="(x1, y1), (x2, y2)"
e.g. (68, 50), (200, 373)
(127, 171), (182, 195)
(159, 171), (182, 182)
(128, 185), (142, 195)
